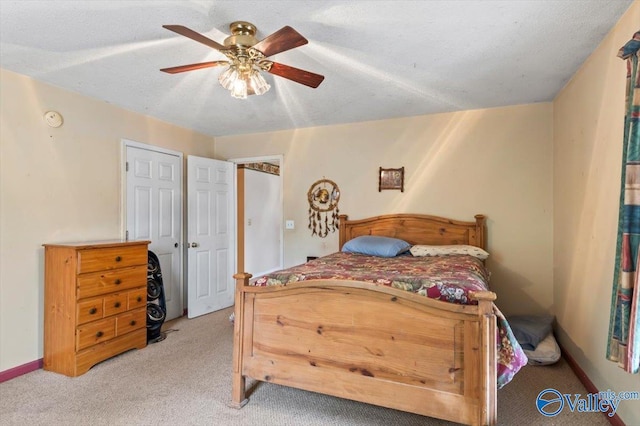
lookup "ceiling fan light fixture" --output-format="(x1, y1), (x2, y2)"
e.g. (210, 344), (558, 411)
(218, 64), (270, 99)
(230, 77), (248, 99)
(249, 70), (271, 96)
(161, 23), (323, 98)
(218, 66), (238, 91)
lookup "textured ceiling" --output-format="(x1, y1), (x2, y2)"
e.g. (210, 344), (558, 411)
(0, 0), (633, 137)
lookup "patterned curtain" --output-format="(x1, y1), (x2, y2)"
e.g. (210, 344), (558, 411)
(607, 31), (640, 374)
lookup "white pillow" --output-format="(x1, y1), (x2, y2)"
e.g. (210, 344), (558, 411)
(409, 244), (489, 260)
(523, 332), (561, 365)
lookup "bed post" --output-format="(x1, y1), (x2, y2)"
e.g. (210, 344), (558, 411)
(472, 290), (497, 425)
(474, 214), (486, 250)
(230, 272), (252, 409)
(338, 214), (349, 249)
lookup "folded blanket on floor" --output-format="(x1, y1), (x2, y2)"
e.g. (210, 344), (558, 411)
(507, 314), (554, 350)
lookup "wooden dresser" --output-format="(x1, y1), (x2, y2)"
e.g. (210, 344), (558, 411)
(43, 240), (150, 376)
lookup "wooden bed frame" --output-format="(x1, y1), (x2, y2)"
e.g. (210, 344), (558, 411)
(231, 213), (497, 426)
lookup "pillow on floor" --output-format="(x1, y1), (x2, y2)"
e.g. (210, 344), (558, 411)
(523, 332), (561, 365)
(508, 315), (554, 351)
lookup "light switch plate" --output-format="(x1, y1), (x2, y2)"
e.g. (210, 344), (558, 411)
(285, 220), (295, 229)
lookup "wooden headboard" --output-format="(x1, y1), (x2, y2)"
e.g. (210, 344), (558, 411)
(338, 213), (486, 250)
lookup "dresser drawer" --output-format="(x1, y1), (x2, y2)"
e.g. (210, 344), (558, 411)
(77, 288), (147, 325)
(103, 293), (128, 317)
(116, 308), (146, 336)
(128, 288), (146, 310)
(77, 317), (116, 351)
(77, 265), (146, 299)
(77, 298), (104, 325)
(77, 245), (147, 274)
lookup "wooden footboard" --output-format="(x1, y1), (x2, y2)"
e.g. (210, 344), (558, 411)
(232, 273), (497, 426)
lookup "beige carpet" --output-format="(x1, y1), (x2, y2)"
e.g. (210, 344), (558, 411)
(0, 307), (610, 425)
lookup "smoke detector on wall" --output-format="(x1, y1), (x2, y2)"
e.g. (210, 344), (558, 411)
(44, 111), (63, 128)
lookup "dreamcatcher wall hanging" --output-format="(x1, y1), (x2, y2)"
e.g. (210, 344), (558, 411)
(307, 178), (340, 237)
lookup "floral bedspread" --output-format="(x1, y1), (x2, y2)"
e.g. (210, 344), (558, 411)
(252, 252), (527, 388)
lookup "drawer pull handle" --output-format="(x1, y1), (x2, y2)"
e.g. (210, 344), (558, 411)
(114, 302), (121, 308)
(130, 320), (137, 326)
(115, 279), (122, 285)
(137, 296), (142, 302)
(96, 331), (104, 338)
(89, 308), (97, 315)
(115, 256), (122, 262)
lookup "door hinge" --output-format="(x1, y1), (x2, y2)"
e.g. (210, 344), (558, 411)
(125, 161), (129, 172)
(125, 230), (129, 241)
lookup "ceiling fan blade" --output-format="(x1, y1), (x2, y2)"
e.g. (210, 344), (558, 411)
(163, 25), (228, 51)
(268, 62), (324, 88)
(160, 61), (229, 74)
(252, 26), (308, 57)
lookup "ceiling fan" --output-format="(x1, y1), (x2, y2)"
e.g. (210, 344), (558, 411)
(160, 22), (324, 99)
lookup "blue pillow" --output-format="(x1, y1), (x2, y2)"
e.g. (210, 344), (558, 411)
(342, 236), (411, 258)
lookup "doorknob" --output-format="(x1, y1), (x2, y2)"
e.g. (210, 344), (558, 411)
(174, 242), (178, 248)
(191, 242), (199, 248)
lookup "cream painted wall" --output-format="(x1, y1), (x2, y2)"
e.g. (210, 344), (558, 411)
(0, 69), (215, 371)
(553, 2), (640, 424)
(216, 103), (554, 317)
